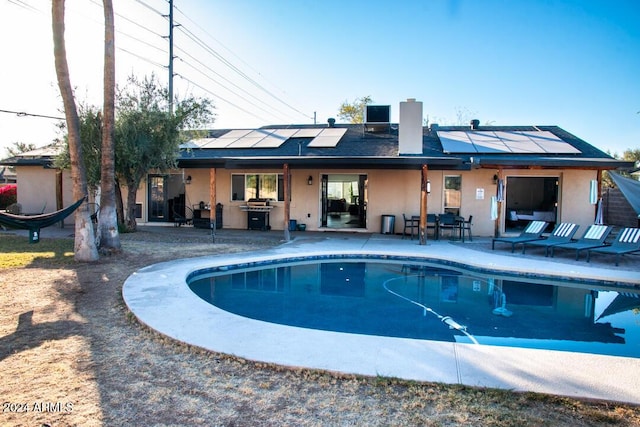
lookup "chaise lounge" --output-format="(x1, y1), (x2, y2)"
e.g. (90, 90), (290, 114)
(586, 227), (640, 266)
(492, 220), (548, 253)
(521, 222), (580, 256)
(549, 224), (613, 260)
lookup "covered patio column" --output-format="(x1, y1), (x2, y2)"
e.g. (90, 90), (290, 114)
(283, 163), (290, 241)
(419, 164), (429, 245)
(494, 168), (503, 237)
(209, 168), (216, 229)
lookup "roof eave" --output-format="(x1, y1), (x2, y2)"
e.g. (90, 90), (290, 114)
(478, 158), (635, 170)
(178, 156), (466, 170)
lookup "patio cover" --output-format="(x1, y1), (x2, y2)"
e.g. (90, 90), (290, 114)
(609, 172), (640, 217)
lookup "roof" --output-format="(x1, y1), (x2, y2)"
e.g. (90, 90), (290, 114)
(0, 143), (63, 167)
(177, 123), (634, 171)
(1, 124), (632, 171)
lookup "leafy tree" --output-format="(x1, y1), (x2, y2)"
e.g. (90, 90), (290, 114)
(338, 96), (372, 124)
(115, 73), (213, 231)
(4, 142), (37, 158)
(54, 103), (102, 189)
(52, 0), (99, 261)
(622, 148), (640, 166)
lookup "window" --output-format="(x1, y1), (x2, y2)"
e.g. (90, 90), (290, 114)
(231, 173), (284, 201)
(444, 175), (461, 216)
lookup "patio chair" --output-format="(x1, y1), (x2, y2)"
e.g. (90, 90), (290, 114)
(460, 215), (473, 242)
(521, 222), (580, 256)
(438, 213), (461, 240)
(491, 220), (548, 253)
(427, 214), (438, 239)
(402, 214), (419, 240)
(586, 227), (640, 266)
(549, 224), (613, 260)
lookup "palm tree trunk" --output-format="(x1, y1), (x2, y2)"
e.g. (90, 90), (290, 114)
(52, 0), (99, 261)
(99, 0), (121, 251)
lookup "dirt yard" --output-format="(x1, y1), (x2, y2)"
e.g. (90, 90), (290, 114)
(1, 226), (639, 426)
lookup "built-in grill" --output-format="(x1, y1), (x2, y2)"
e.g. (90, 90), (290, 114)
(241, 198), (272, 211)
(240, 198), (274, 230)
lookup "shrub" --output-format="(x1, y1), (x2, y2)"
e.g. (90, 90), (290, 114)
(0, 184), (17, 209)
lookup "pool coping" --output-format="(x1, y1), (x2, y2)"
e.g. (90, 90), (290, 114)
(123, 235), (640, 404)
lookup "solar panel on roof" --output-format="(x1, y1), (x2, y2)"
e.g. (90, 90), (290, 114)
(437, 130), (581, 154)
(437, 131), (475, 153)
(220, 129), (252, 138)
(525, 131), (581, 154)
(467, 132), (510, 153)
(307, 128), (347, 147)
(292, 128), (322, 138)
(251, 129), (298, 148)
(198, 138), (235, 148)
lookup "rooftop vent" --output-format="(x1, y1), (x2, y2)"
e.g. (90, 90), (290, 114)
(470, 119), (480, 130)
(327, 117), (336, 128)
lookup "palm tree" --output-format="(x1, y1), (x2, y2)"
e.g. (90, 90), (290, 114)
(52, 0), (99, 261)
(98, 0), (121, 251)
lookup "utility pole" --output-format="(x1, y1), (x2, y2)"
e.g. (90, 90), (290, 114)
(168, 0), (174, 113)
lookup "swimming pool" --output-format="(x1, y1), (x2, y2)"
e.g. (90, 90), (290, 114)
(122, 236), (640, 403)
(188, 258), (640, 359)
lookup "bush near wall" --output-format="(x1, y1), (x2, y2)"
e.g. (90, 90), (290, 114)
(0, 184), (17, 209)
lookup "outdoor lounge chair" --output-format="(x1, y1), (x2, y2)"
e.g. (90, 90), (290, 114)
(521, 222), (580, 256)
(586, 227), (640, 266)
(549, 224), (613, 260)
(491, 220), (548, 252)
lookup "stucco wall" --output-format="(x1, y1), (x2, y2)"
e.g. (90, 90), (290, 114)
(156, 167), (601, 238)
(16, 166), (74, 225)
(557, 169), (599, 230)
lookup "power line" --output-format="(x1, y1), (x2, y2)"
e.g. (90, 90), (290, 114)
(7, 0), (40, 13)
(175, 23), (313, 122)
(173, 46), (299, 123)
(173, 3), (309, 120)
(131, 0), (165, 16)
(118, 47), (167, 70)
(175, 57), (287, 123)
(0, 109), (64, 120)
(175, 74), (270, 123)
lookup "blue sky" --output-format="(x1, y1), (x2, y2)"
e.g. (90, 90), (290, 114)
(1, 0), (638, 156)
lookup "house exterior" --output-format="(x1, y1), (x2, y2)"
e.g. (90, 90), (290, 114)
(2, 99), (633, 238)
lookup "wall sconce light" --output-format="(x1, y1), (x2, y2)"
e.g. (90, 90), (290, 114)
(185, 175), (192, 185)
(492, 174), (498, 184)
(427, 180), (431, 194)
(307, 175), (313, 185)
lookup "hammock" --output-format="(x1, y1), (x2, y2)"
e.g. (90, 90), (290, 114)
(0, 197), (86, 243)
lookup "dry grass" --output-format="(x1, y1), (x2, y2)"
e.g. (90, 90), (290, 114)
(1, 227), (639, 426)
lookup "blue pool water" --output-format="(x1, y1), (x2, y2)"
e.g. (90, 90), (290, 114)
(188, 258), (640, 358)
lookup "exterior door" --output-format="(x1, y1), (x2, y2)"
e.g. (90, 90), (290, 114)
(321, 174), (329, 227)
(148, 175), (168, 222)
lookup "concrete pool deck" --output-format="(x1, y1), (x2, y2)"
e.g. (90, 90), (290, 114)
(122, 231), (640, 405)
